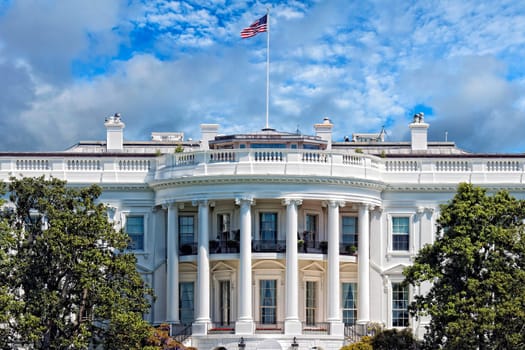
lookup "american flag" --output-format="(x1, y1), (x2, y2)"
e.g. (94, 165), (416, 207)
(240, 14), (268, 39)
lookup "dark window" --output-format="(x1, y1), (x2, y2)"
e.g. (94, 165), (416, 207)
(126, 216), (144, 250)
(260, 212), (277, 241)
(342, 216), (358, 246)
(179, 215), (195, 245)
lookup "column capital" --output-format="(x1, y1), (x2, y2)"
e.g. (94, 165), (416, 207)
(281, 198), (303, 207)
(235, 197), (255, 206)
(192, 199), (210, 207)
(322, 200), (345, 208)
(359, 203), (374, 211)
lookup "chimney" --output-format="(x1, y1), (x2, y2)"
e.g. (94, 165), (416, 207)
(314, 117), (333, 150)
(105, 113), (125, 151)
(409, 112), (429, 151)
(200, 124), (219, 150)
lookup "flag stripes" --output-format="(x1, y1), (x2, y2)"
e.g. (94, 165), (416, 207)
(240, 14), (268, 39)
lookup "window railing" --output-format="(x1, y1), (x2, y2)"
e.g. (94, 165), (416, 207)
(171, 323), (192, 343)
(344, 324), (360, 343)
(209, 239), (240, 254)
(252, 240), (286, 252)
(179, 242), (198, 255)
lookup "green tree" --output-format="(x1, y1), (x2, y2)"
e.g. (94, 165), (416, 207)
(0, 177), (154, 349)
(404, 183), (525, 349)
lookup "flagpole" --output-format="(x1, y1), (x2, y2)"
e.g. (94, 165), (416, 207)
(265, 7), (270, 129)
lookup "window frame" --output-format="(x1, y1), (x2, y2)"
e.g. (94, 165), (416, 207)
(387, 214), (413, 255)
(179, 214), (196, 245)
(342, 282), (358, 325)
(259, 212), (278, 241)
(391, 282), (410, 328)
(341, 215), (358, 247)
(122, 212), (148, 252)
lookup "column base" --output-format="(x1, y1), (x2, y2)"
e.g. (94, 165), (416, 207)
(356, 320), (369, 336)
(192, 320), (210, 335)
(284, 319), (302, 335)
(235, 320), (254, 335)
(329, 321), (344, 336)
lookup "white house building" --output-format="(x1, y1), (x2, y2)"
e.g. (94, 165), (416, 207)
(1, 113), (522, 350)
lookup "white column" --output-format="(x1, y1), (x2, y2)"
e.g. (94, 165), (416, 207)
(327, 200), (344, 336)
(193, 200), (211, 335)
(283, 198), (302, 335)
(235, 197), (255, 335)
(166, 203), (180, 324)
(357, 204), (371, 327)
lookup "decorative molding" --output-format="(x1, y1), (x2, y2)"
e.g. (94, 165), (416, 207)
(150, 175), (387, 191)
(234, 197), (255, 206)
(281, 198), (303, 206)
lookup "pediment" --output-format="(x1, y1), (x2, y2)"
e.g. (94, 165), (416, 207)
(301, 261), (325, 273)
(382, 263), (409, 275)
(211, 261), (235, 272)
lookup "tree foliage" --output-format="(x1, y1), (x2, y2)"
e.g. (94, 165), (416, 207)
(0, 177), (154, 349)
(404, 183), (525, 349)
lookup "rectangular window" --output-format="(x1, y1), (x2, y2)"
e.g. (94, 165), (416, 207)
(179, 282), (194, 325)
(126, 216), (144, 250)
(305, 214), (317, 242)
(219, 280), (231, 326)
(260, 280), (277, 324)
(260, 212), (277, 241)
(305, 281), (317, 325)
(392, 217), (409, 251)
(392, 283), (409, 327)
(217, 213), (231, 241)
(342, 216), (358, 247)
(342, 282), (357, 325)
(179, 215), (195, 245)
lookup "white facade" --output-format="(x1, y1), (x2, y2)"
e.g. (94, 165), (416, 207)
(1, 114), (524, 350)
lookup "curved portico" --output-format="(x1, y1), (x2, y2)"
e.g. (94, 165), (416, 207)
(153, 169), (383, 338)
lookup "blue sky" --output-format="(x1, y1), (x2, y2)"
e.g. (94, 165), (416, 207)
(0, 0), (524, 153)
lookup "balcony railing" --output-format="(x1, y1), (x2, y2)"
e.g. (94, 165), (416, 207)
(5, 150), (525, 186)
(209, 239), (240, 254)
(252, 240), (286, 252)
(179, 242), (197, 256)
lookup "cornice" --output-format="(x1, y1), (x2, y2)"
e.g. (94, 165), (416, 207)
(149, 175), (387, 191)
(386, 183), (525, 193)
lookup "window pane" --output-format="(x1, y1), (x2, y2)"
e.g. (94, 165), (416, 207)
(306, 281), (317, 325)
(260, 213), (277, 241)
(392, 283), (409, 327)
(260, 280), (276, 324)
(219, 281), (231, 325)
(342, 283), (357, 325)
(392, 217), (409, 251)
(342, 216), (358, 246)
(179, 215), (194, 245)
(126, 216), (144, 250)
(180, 282), (194, 325)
